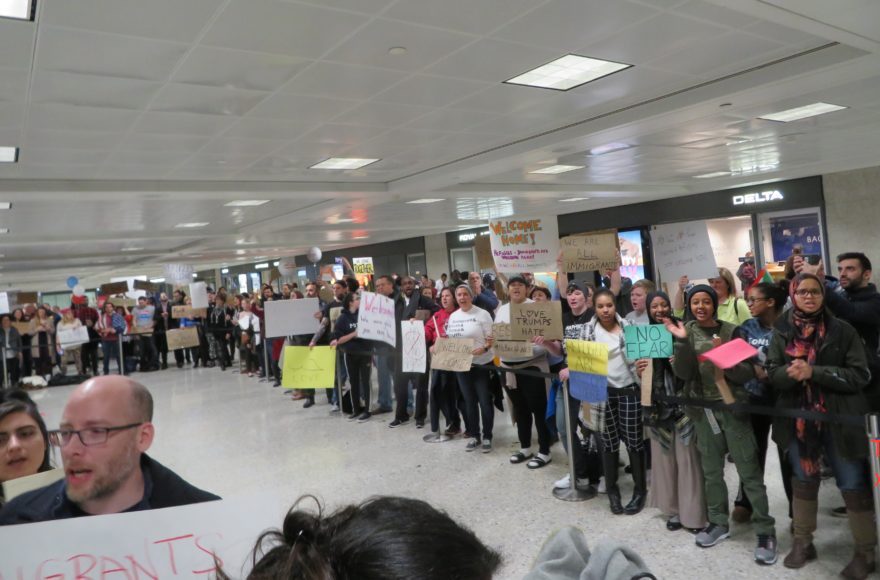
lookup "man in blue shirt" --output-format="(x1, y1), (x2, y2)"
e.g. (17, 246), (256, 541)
(468, 271), (499, 317)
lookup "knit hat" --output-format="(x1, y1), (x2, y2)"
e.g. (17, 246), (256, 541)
(684, 284), (717, 321)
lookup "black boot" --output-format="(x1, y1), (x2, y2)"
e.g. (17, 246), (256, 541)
(603, 451), (624, 515)
(624, 449), (648, 515)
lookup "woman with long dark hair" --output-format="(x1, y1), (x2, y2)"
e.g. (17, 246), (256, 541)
(331, 291), (372, 423)
(0, 390), (52, 506)
(424, 287), (460, 436)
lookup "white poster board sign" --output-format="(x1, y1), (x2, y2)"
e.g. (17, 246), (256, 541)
(488, 216), (560, 273)
(359, 291), (396, 347)
(652, 221), (718, 284)
(58, 325), (90, 347)
(0, 495), (280, 579)
(264, 298), (321, 338)
(0, 291), (9, 315)
(164, 263), (194, 285)
(189, 282), (209, 309)
(401, 320), (426, 373)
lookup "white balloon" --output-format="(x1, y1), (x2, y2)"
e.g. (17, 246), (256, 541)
(307, 246), (322, 264)
(277, 258), (298, 277)
(72, 284), (85, 297)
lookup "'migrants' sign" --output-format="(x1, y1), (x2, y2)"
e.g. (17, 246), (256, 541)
(732, 190), (784, 206)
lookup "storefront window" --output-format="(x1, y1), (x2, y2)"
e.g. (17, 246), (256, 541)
(758, 209), (825, 264)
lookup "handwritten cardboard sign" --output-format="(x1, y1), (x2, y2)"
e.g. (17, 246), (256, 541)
(510, 301), (563, 340)
(133, 279), (160, 293)
(167, 327), (200, 350)
(100, 281), (129, 296)
(493, 340), (532, 359)
(492, 323), (512, 341)
(12, 322), (30, 335)
(652, 220), (718, 283)
(58, 326), (90, 347)
(172, 305), (208, 319)
(2, 468), (64, 502)
(15, 292), (39, 305)
(189, 282), (209, 309)
(488, 216), (559, 273)
(264, 298), (321, 338)
(358, 291), (396, 347)
(106, 297), (136, 308)
(401, 320), (426, 373)
(353, 257), (374, 275)
(281, 346), (335, 389)
(474, 233), (495, 270)
(0, 292), (9, 315)
(624, 324), (673, 359)
(561, 230), (620, 272)
(431, 337), (474, 372)
(565, 339), (609, 402)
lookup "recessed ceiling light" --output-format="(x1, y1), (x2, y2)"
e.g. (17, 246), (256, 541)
(388, 46), (408, 56)
(310, 158), (380, 170)
(505, 54), (631, 91)
(255, 263), (269, 270)
(0, 202), (11, 210)
(150, 278), (165, 283)
(353, 235), (369, 240)
(0, 0), (32, 21)
(221, 268), (229, 274)
(224, 200), (270, 207)
(559, 197), (590, 202)
(236, 249), (246, 255)
(694, 171), (732, 179)
(0, 147), (19, 163)
(406, 198), (445, 204)
(174, 222), (209, 228)
(272, 261), (280, 266)
(529, 165), (584, 175)
(758, 102), (847, 123)
(0, 228), (9, 234)
(587, 142), (632, 156)
(236, 239), (257, 245)
(121, 247), (143, 252)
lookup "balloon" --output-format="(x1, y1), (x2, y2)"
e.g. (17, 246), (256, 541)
(72, 284), (85, 297)
(66, 276), (79, 289)
(307, 246), (322, 264)
(277, 258), (298, 278)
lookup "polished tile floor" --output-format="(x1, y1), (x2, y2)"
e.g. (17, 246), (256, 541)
(29, 367), (857, 579)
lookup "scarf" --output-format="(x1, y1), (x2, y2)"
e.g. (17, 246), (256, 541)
(785, 274), (827, 477)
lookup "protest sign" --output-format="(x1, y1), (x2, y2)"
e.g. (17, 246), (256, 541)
(474, 233), (495, 270)
(624, 324), (673, 359)
(492, 323), (512, 341)
(0, 495), (280, 579)
(493, 340), (532, 359)
(163, 263), (194, 285)
(167, 327), (200, 350)
(189, 282), (209, 309)
(401, 320), (426, 373)
(652, 221), (718, 283)
(0, 292), (8, 315)
(133, 279), (160, 293)
(698, 338), (758, 369)
(561, 230), (620, 272)
(488, 216), (559, 273)
(358, 291), (396, 347)
(431, 338), (474, 372)
(566, 339), (609, 402)
(12, 322), (30, 335)
(15, 291), (39, 305)
(100, 281), (129, 296)
(264, 298), (321, 338)
(281, 346), (335, 389)
(640, 362), (654, 406)
(352, 257), (374, 275)
(172, 305), (207, 319)
(58, 325), (89, 347)
(510, 300), (563, 340)
(2, 468), (63, 502)
(106, 297), (136, 308)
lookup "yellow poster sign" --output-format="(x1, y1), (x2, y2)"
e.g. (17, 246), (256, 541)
(565, 339), (609, 375)
(281, 346), (335, 389)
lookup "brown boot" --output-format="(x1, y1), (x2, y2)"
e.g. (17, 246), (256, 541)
(841, 490), (877, 580)
(784, 479), (820, 569)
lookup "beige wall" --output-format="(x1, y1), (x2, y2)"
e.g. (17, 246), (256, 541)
(424, 233), (449, 284)
(824, 166), (880, 266)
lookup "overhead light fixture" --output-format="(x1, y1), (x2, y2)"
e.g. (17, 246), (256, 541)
(694, 171), (732, 179)
(221, 268), (229, 274)
(310, 158), (380, 170)
(0, 147), (19, 163)
(0, 202), (11, 210)
(0, 228), (9, 234)
(272, 261), (280, 266)
(505, 54), (631, 91)
(224, 200), (270, 207)
(559, 197), (590, 202)
(758, 102), (847, 123)
(529, 165), (584, 175)
(0, 1), (32, 21)
(236, 239), (257, 245)
(192, 273), (199, 278)
(174, 222), (209, 228)
(150, 278), (165, 283)
(587, 142), (631, 156)
(406, 198), (445, 204)
(353, 235), (369, 240)
(121, 247), (143, 252)
(235, 249), (246, 255)
(255, 263), (269, 270)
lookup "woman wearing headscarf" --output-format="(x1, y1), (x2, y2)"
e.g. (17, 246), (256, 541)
(666, 284), (777, 565)
(767, 273), (873, 578)
(639, 290), (706, 533)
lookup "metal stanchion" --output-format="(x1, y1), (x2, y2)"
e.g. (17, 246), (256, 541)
(118, 333), (125, 375)
(2, 347), (8, 390)
(260, 333), (270, 383)
(553, 380), (595, 502)
(865, 413), (880, 545)
(424, 371), (451, 443)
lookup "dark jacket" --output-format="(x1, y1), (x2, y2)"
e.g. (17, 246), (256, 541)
(0, 326), (22, 357)
(472, 289), (499, 315)
(332, 308), (369, 354)
(767, 311), (871, 461)
(378, 291), (439, 354)
(0, 454), (219, 525)
(824, 282), (880, 407)
(153, 299), (179, 331)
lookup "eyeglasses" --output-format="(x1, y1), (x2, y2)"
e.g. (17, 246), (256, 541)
(0, 426), (39, 447)
(48, 423), (143, 447)
(795, 289), (823, 298)
(745, 297), (767, 304)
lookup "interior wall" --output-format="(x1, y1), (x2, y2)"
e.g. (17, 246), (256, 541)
(424, 233), (450, 281)
(824, 165), (880, 266)
(706, 217), (753, 279)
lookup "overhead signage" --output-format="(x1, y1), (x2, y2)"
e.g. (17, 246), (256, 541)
(732, 190), (783, 206)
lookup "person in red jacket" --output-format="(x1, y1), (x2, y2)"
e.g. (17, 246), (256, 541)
(424, 287), (461, 436)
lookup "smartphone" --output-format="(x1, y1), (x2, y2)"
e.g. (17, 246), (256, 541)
(803, 254), (821, 266)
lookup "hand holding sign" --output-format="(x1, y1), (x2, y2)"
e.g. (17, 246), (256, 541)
(624, 325), (673, 359)
(697, 338), (757, 369)
(565, 339), (609, 403)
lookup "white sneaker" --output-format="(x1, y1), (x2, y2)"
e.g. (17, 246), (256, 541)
(553, 474), (571, 489)
(597, 477), (607, 494)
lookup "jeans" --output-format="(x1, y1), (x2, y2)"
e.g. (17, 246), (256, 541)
(102, 340), (122, 375)
(788, 429), (868, 492)
(375, 352), (394, 409)
(456, 367), (493, 441)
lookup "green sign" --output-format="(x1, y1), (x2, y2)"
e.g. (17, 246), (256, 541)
(624, 324), (673, 359)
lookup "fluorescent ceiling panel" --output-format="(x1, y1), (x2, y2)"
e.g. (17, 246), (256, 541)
(224, 200), (271, 207)
(310, 158), (380, 170)
(0, 0), (33, 20)
(758, 102), (847, 123)
(529, 164), (584, 174)
(0, 147), (19, 163)
(505, 54), (631, 91)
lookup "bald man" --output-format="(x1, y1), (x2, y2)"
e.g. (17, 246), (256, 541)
(0, 376), (218, 524)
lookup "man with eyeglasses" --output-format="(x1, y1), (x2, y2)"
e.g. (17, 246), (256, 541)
(0, 376), (218, 524)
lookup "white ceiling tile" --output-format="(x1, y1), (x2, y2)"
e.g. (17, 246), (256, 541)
(117, 134), (212, 153)
(0, 19), (35, 69)
(20, 148), (110, 165)
(298, 124), (388, 147)
(372, 75), (491, 107)
(130, 112), (236, 136)
(14, 165), (99, 179)
(31, 71), (162, 110)
(350, 128), (450, 157)
(295, 0), (396, 14)
(246, 93), (357, 122)
(200, 137), (288, 156)
(150, 83), (270, 116)
(448, 84), (554, 114)
(648, 31), (787, 76)
(36, 27), (189, 81)
(0, 67), (28, 102)
(404, 108), (503, 132)
(673, 0), (761, 28)
(105, 149), (185, 167)
(426, 38), (561, 82)
(221, 118), (317, 140)
(264, 141), (357, 165)
(24, 129), (124, 150)
(182, 151), (264, 168)
(0, 102), (24, 129)
(383, 0), (540, 35)
(492, 0), (655, 51)
(171, 47), (312, 91)
(324, 19), (475, 72)
(27, 104), (139, 132)
(167, 167), (243, 180)
(202, 0), (367, 58)
(281, 61), (409, 99)
(41, 0), (227, 43)
(743, 20), (829, 47)
(332, 101), (434, 127)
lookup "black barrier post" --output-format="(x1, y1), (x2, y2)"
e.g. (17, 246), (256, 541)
(118, 333), (125, 375)
(866, 413), (880, 545)
(553, 380), (595, 502)
(260, 333), (270, 383)
(2, 347), (8, 390)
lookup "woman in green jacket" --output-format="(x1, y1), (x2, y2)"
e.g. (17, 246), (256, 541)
(766, 273), (873, 579)
(665, 284), (777, 565)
